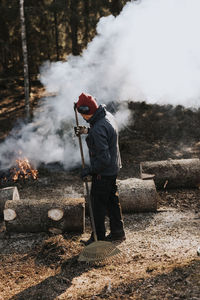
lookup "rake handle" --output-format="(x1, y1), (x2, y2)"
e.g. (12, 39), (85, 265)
(74, 103), (97, 242)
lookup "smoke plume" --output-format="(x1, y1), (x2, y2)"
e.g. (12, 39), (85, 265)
(1, 0), (200, 170)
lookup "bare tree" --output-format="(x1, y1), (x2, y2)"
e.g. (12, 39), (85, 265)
(19, 0), (30, 120)
(69, 0), (80, 55)
(83, 0), (89, 46)
(53, 0), (60, 60)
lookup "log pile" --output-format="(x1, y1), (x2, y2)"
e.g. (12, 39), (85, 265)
(117, 178), (158, 213)
(1, 158), (199, 235)
(0, 186), (20, 219)
(4, 197), (85, 233)
(140, 158), (200, 189)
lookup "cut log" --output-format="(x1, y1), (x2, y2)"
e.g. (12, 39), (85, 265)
(4, 198), (85, 233)
(84, 179), (158, 213)
(0, 186), (20, 219)
(140, 158), (200, 189)
(117, 178), (158, 213)
(4, 209), (17, 221)
(48, 208), (64, 221)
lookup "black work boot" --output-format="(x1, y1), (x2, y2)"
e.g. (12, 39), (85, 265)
(106, 231), (126, 242)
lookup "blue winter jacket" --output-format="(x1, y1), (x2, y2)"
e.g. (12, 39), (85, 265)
(86, 104), (122, 176)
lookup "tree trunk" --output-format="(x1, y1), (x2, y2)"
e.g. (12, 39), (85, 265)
(19, 0), (30, 120)
(69, 0), (80, 55)
(4, 197), (85, 233)
(84, 178), (158, 213)
(53, 0), (60, 60)
(140, 158), (200, 189)
(83, 0), (89, 46)
(0, 186), (20, 219)
(117, 178), (158, 213)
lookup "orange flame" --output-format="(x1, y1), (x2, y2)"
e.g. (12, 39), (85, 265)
(11, 157), (38, 181)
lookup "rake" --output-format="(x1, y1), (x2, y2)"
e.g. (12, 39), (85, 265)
(74, 103), (121, 263)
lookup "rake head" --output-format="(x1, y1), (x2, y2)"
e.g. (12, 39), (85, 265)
(78, 240), (121, 263)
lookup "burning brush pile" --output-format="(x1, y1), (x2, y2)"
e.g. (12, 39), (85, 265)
(0, 155), (38, 185)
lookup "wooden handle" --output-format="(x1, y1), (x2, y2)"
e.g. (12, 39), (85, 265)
(74, 103), (85, 168)
(74, 103), (97, 242)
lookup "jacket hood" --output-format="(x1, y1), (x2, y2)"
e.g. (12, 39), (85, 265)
(87, 104), (106, 124)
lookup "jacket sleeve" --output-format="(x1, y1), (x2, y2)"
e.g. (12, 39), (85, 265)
(89, 127), (111, 174)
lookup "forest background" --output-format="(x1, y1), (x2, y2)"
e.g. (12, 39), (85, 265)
(0, 0), (129, 83)
(0, 0), (131, 137)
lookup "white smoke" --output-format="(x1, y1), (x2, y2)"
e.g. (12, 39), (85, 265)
(41, 0), (200, 107)
(1, 0), (200, 170)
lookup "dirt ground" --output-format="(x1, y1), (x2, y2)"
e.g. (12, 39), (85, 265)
(0, 86), (200, 299)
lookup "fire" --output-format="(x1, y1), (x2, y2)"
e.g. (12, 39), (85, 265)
(11, 157), (38, 181)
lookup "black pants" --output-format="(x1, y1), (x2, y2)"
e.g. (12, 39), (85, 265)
(90, 174), (124, 240)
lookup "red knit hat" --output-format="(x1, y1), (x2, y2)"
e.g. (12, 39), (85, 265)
(76, 93), (98, 115)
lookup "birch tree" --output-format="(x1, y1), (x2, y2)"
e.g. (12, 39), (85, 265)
(19, 0), (30, 120)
